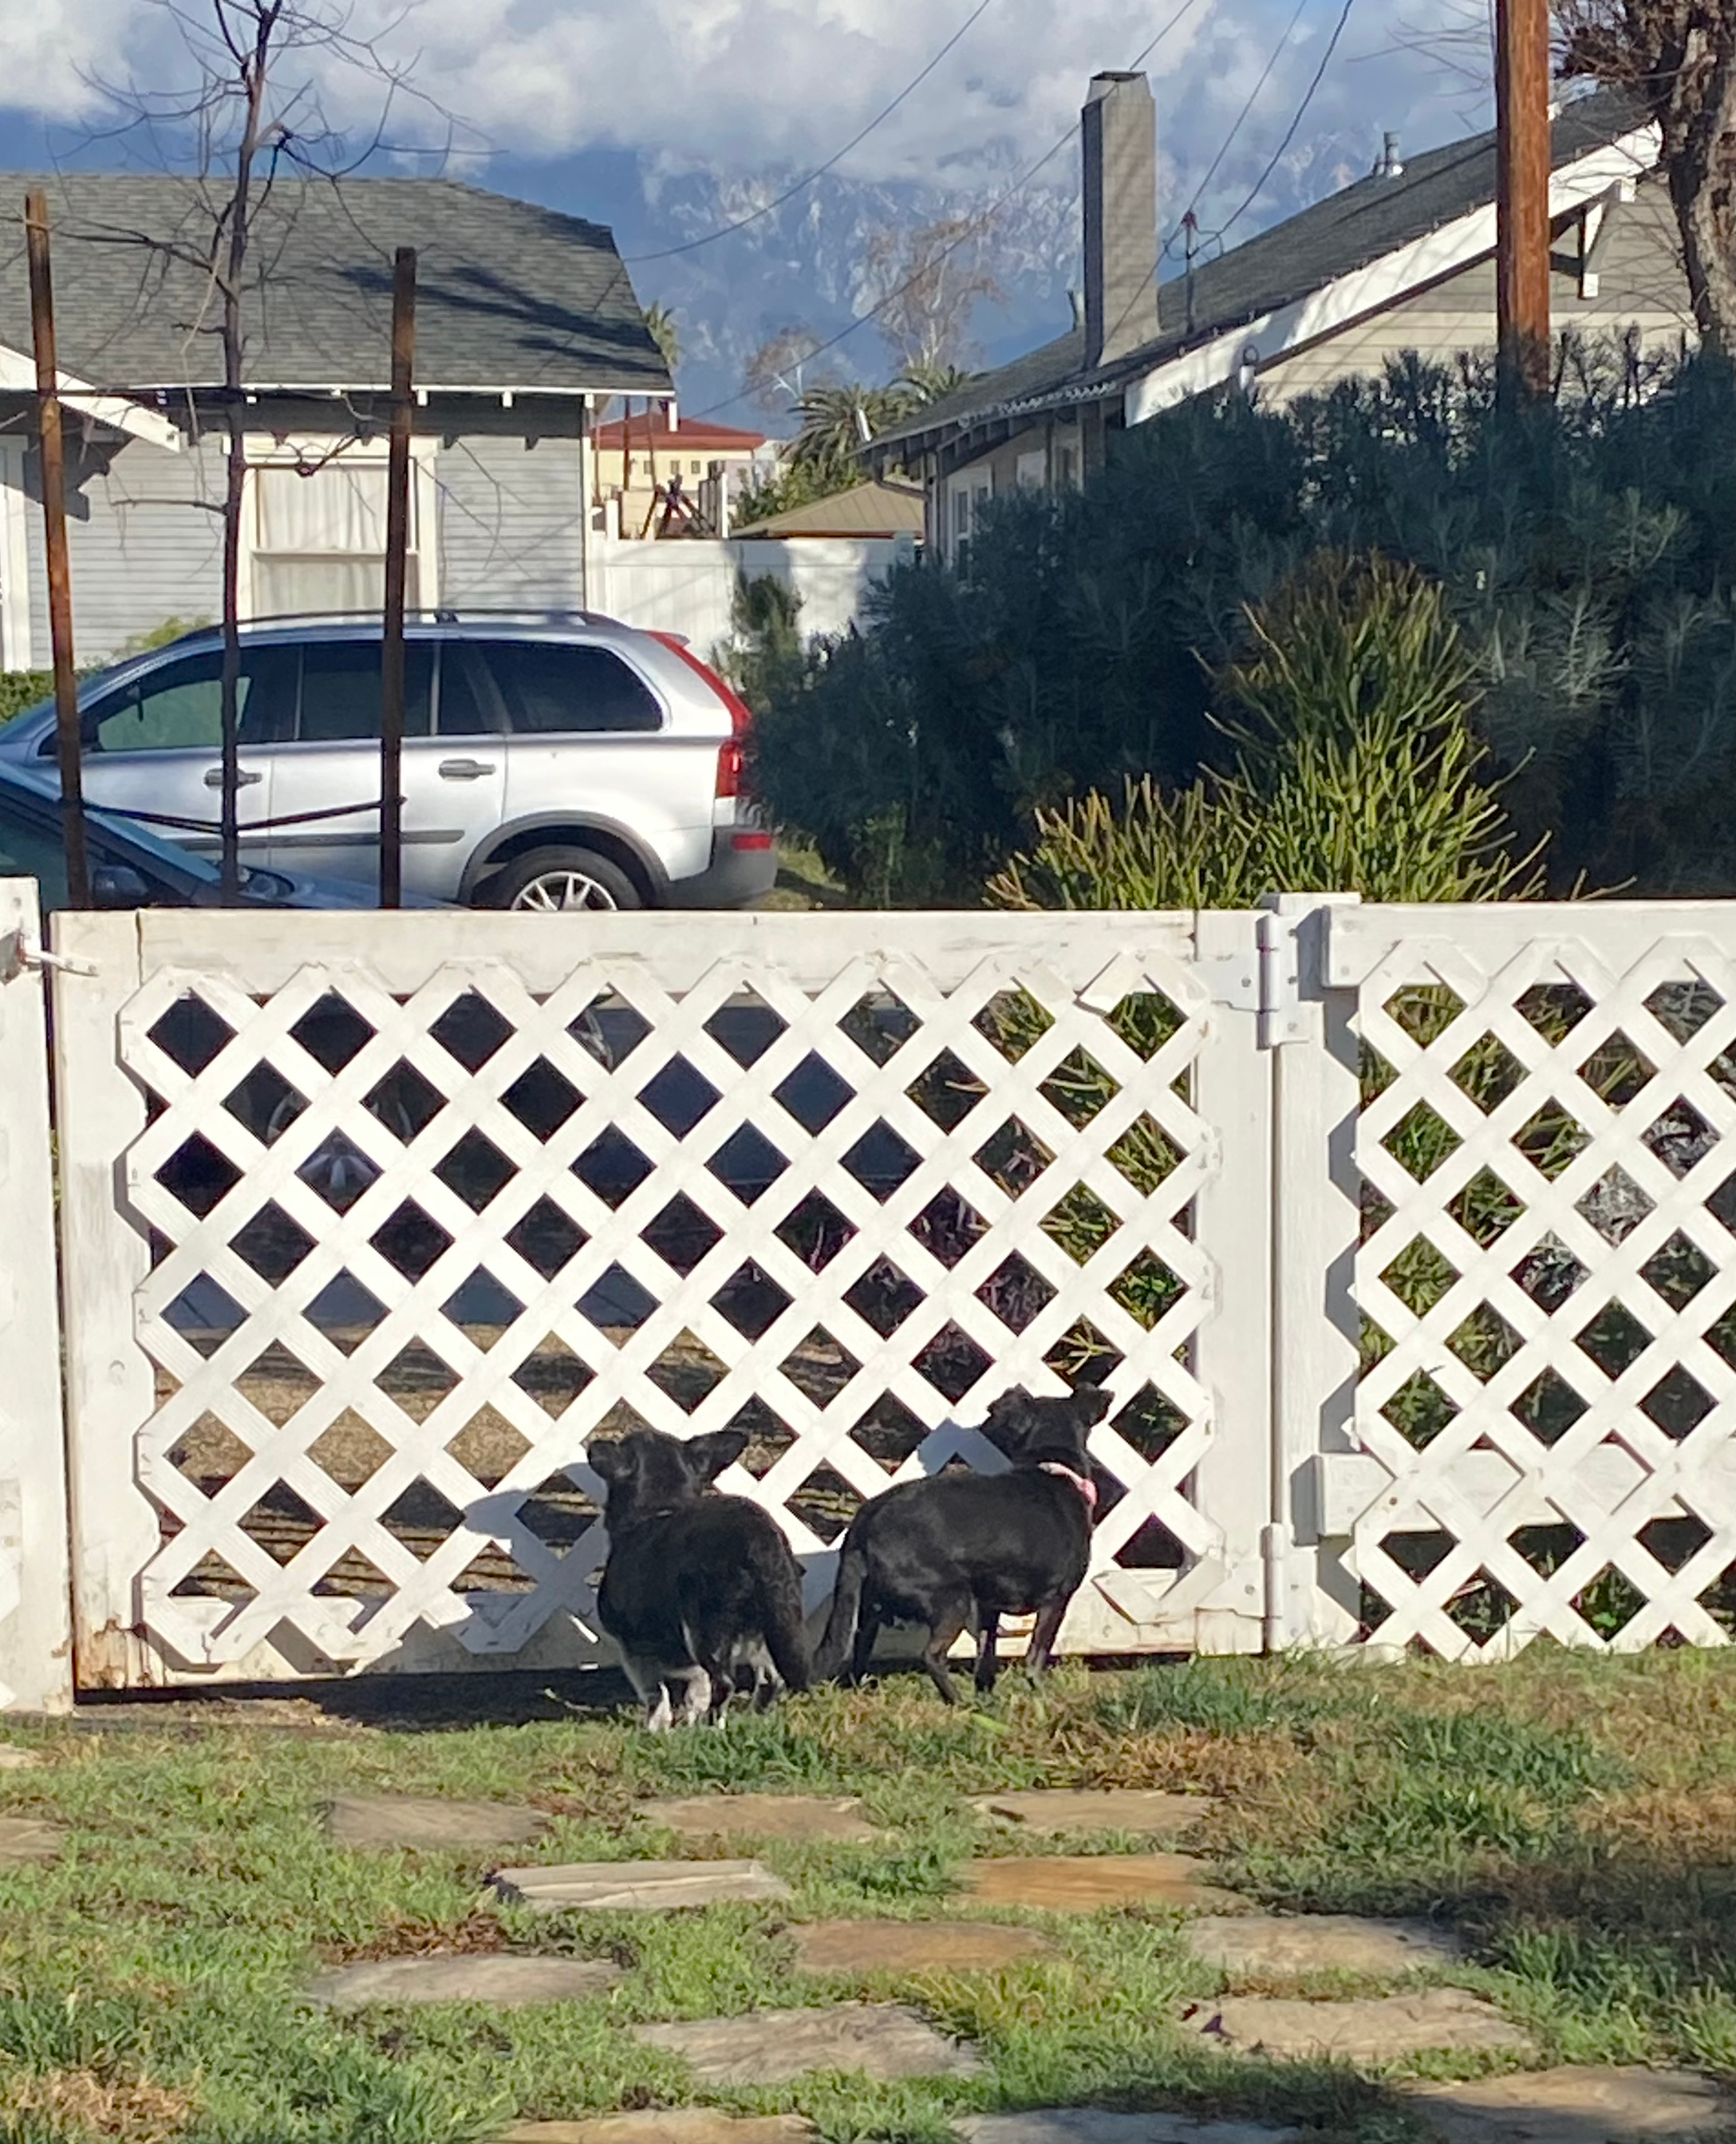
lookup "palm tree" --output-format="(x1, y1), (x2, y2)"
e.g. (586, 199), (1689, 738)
(790, 381), (917, 475)
(899, 360), (971, 406)
(644, 302), (681, 373)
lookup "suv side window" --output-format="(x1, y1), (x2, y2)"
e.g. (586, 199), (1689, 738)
(481, 641), (663, 735)
(77, 647), (298, 756)
(435, 646), (498, 736)
(297, 642), (433, 742)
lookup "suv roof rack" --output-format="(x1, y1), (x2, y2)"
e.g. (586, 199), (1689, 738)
(155, 606), (621, 649)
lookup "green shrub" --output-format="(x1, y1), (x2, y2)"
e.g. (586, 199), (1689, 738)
(988, 553), (1541, 912)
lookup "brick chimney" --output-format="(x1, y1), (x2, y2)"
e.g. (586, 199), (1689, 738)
(1082, 70), (1159, 369)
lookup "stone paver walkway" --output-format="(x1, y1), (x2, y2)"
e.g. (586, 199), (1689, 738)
(1403, 2065), (1734, 2141)
(500, 2117), (815, 2144)
(973, 1791), (1215, 1840)
(635, 2001), (982, 2083)
(0, 1746), (41, 1770)
(324, 1795), (549, 1850)
(1179, 1987), (1530, 2062)
(636, 1795), (880, 1845)
(307, 1954), (620, 2009)
(1186, 1911), (1464, 1976)
(0, 1815), (62, 1866)
(491, 1859), (791, 1912)
(966, 1853), (1237, 1912)
(961, 2116), (1298, 2144)
(791, 1918), (1058, 1973)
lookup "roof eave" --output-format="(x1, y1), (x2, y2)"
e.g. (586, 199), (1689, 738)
(1126, 120), (1661, 423)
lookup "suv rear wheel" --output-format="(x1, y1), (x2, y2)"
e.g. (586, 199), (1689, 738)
(484, 844), (642, 913)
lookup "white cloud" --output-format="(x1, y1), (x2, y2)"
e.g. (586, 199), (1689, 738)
(4, 0), (1485, 195)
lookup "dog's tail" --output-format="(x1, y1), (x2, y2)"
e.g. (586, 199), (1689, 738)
(813, 1527), (867, 1681)
(761, 1550), (812, 1694)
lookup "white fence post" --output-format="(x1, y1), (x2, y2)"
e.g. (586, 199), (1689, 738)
(47, 910), (158, 1690)
(1261, 894), (1365, 1647)
(0, 879), (73, 1712)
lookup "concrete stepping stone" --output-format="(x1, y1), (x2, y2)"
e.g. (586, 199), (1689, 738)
(636, 1794), (881, 1846)
(0, 1816), (62, 1866)
(1186, 1912), (1465, 1978)
(1404, 2065), (1733, 2141)
(635, 2001), (983, 2083)
(324, 1795), (549, 1851)
(963, 2115), (1299, 2144)
(307, 1954), (620, 2009)
(965, 1854), (1237, 1913)
(974, 1791), (1215, 1840)
(1178, 1987), (1530, 2063)
(0, 1746), (42, 1770)
(792, 1917), (1059, 1974)
(500, 2118), (815, 2144)
(492, 1859), (791, 1913)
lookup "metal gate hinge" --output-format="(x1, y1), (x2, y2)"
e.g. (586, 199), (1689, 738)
(0, 930), (98, 981)
(1198, 916), (1309, 1046)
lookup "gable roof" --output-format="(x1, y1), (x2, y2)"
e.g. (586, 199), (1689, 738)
(871, 85), (1655, 458)
(0, 174), (669, 399)
(733, 479), (925, 539)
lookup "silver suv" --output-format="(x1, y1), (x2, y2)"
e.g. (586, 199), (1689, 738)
(0, 613), (776, 911)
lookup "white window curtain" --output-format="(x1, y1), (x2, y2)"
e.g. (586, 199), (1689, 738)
(249, 458), (420, 618)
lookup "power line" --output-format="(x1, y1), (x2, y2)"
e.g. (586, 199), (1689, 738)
(623, 0), (1003, 264)
(684, 0), (1212, 420)
(1162, 0), (1312, 259)
(1205, 0), (1357, 244)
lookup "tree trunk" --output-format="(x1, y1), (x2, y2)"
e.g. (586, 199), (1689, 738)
(219, 409), (245, 902)
(1665, 34), (1736, 357)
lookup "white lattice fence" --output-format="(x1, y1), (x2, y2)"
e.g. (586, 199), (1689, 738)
(1326, 904), (1736, 1660)
(49, 909), (1275, 1688)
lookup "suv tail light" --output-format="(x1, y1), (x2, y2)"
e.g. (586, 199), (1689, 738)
(651, 632), (752, 800)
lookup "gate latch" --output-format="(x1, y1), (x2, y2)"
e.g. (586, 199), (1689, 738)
(0, 930), (99, 981)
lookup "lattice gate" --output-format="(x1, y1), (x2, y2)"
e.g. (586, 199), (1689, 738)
(48, 908), (1278, 1691)
(1316, 902), (1736, 1660)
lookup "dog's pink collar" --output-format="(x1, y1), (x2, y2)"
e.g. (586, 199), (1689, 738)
(1039, 1461), (1098, 1512)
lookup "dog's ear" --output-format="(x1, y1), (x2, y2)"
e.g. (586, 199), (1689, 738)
(1072, 1384), (1114, 1426)
(981, 1390), (1032, 1455)
(587, 1436), (634, 1487)
(685, 1427), (749, 1484)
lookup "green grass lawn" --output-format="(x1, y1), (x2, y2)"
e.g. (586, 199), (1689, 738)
(5, 1652), (1736, 2143)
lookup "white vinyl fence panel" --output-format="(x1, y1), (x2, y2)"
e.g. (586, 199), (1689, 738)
(47, 907), (1275, 1689)
(587, 535), (914, 654)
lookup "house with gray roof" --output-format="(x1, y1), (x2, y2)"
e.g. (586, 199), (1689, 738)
(0, 175), (669, 665)
(867, 73), (1689, 560)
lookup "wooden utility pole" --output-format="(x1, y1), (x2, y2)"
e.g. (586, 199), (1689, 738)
(24, 191), (92, 910)
(379, 245), (416, 909)
(1495, 0), (1553, 400)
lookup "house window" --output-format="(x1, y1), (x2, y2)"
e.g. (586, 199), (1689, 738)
(951, 486), (972, 546)
(1016, 450), (1045, 492)
(246, 441), (436, 619)
(1055, 444), (1078, 490)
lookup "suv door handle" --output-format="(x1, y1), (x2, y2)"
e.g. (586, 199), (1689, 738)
(205, 767), (263, 788)
(438, 758), (496, 780)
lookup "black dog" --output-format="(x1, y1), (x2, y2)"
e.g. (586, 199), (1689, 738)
(590, 1427), (811, 1728)
(814, 1386), (1110, 1704)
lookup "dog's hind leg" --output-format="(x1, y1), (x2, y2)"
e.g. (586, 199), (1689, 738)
(973, 1607), (1001, 1694)
(920, 1593), (972, 1705)
(1024, 1597), (1068, 1675)
(673, 1663), (713, 1727)
(848, 1594), (885, 1686)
